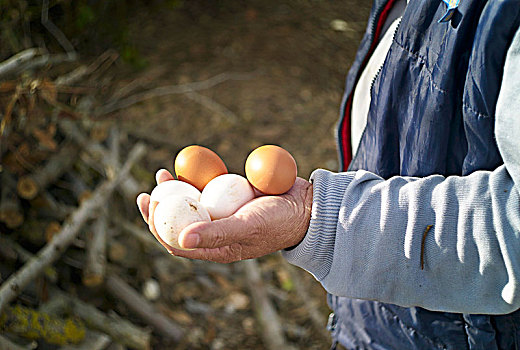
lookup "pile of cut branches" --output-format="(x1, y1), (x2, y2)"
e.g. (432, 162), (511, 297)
(0, 49), (331, 350)
(0, 46), (159, 349)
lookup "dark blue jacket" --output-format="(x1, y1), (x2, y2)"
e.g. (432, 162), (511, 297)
(332, 0), (520, 348)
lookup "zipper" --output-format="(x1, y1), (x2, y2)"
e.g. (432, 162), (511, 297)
(368, 18), (402, 100)
(338, 0), (401, 171)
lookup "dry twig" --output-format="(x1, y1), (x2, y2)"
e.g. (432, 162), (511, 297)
(54, 50), (119, 87)
(280, 257), (330, 341)
(106, 125), (142, 198)
(33, 192), (74, 222)
(241, 259), (292, 350)
(63, 172), (92, 204)
(96, 71), (258, 116)
(13, 53), (77, 77)
(59, 331), (111, 350)
(0, 48), (41, 78)
(58, 120), (143, 199)
(0, 236), (58, 282)
(185, 91), (238, 124)
(41, 0), (76, 59)
(105, 274), (184, 342)
(117, 218), (164, 252)
(16, 143), (79, 200)
(82, 211), (108, 287)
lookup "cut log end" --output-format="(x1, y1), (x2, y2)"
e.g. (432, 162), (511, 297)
(78, 191), (93, 204)
(45, 221), (62, 242)
(0, 209), (24, 228)
(17, 176), (38, 200)
(90, 123), (110, 142)
(82, 273), (104, 288)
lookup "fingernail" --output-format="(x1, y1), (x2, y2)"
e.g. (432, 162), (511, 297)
(181, 233), (200, 249)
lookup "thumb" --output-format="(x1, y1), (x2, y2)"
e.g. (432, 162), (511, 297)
(177, 215), (252, 249)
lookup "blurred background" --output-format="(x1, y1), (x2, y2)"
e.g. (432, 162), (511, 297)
(0, 0), (370, 349)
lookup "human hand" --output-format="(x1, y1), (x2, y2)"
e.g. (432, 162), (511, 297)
(136, 169), (312, 263)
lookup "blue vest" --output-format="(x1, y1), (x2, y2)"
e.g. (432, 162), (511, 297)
(332, 0), (520, 348)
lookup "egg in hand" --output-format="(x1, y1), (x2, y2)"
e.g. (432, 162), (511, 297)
(153, 195), (211, 250)
(200, 174), (255, 219)
(150, 179), (201, 203)
(174, 145), (228, 191)
(245, 145), (297, 195)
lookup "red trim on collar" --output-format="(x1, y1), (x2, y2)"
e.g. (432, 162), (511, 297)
(340, 0), (400, 171)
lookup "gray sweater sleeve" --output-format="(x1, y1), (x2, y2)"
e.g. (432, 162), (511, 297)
(283, 28), (520, 315)
(283, 168), (520, 314)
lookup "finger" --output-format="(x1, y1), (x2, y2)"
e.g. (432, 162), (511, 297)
(136, 193), (150, 223)
(156, 169), (174, 184)
(287, 177), (311, 195)
(170, 244), (244, 263)
(177, 215), (250, 250)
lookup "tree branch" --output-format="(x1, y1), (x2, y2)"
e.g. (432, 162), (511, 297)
(105, 274), (184, 342)
(59, 331), (111, 350)
(0, 48), (41, 78)
(41, 0), (76, 59)
(185, 91), (238, 124)
(0, 235), (58, 282)
(279, 257), (330, 341)
(95, 71), (258, 116)
(17, 143), (79, 200)
(54, 50), (119, 87)
(241, 259), (293, 350)
(58, 120), (143, 199)
(82, 211), (108, 287)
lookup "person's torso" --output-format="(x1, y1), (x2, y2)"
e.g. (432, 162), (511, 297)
(331, 0), (520, 348)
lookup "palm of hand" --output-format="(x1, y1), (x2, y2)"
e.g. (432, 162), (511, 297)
(137, 172), (312, 263)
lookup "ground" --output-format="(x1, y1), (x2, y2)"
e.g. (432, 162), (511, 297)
(108, 1), (372, 349)
(113, 0), (370, 178)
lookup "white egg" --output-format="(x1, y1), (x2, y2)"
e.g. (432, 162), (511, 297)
(150, 180), (201, 203)
(200, 174), (255, 220)
(153, 195), (211, 250)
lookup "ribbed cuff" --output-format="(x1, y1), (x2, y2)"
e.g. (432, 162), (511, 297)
(282, 169), (355, 281)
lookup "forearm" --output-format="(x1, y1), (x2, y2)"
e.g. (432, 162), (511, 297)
(283, 166), (520, 314)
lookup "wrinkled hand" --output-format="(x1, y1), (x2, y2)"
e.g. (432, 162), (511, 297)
(136, 169), (312, 263)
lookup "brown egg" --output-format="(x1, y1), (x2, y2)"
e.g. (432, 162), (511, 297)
(245, 145), (297, 195)
(174, 145), (228, 191)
